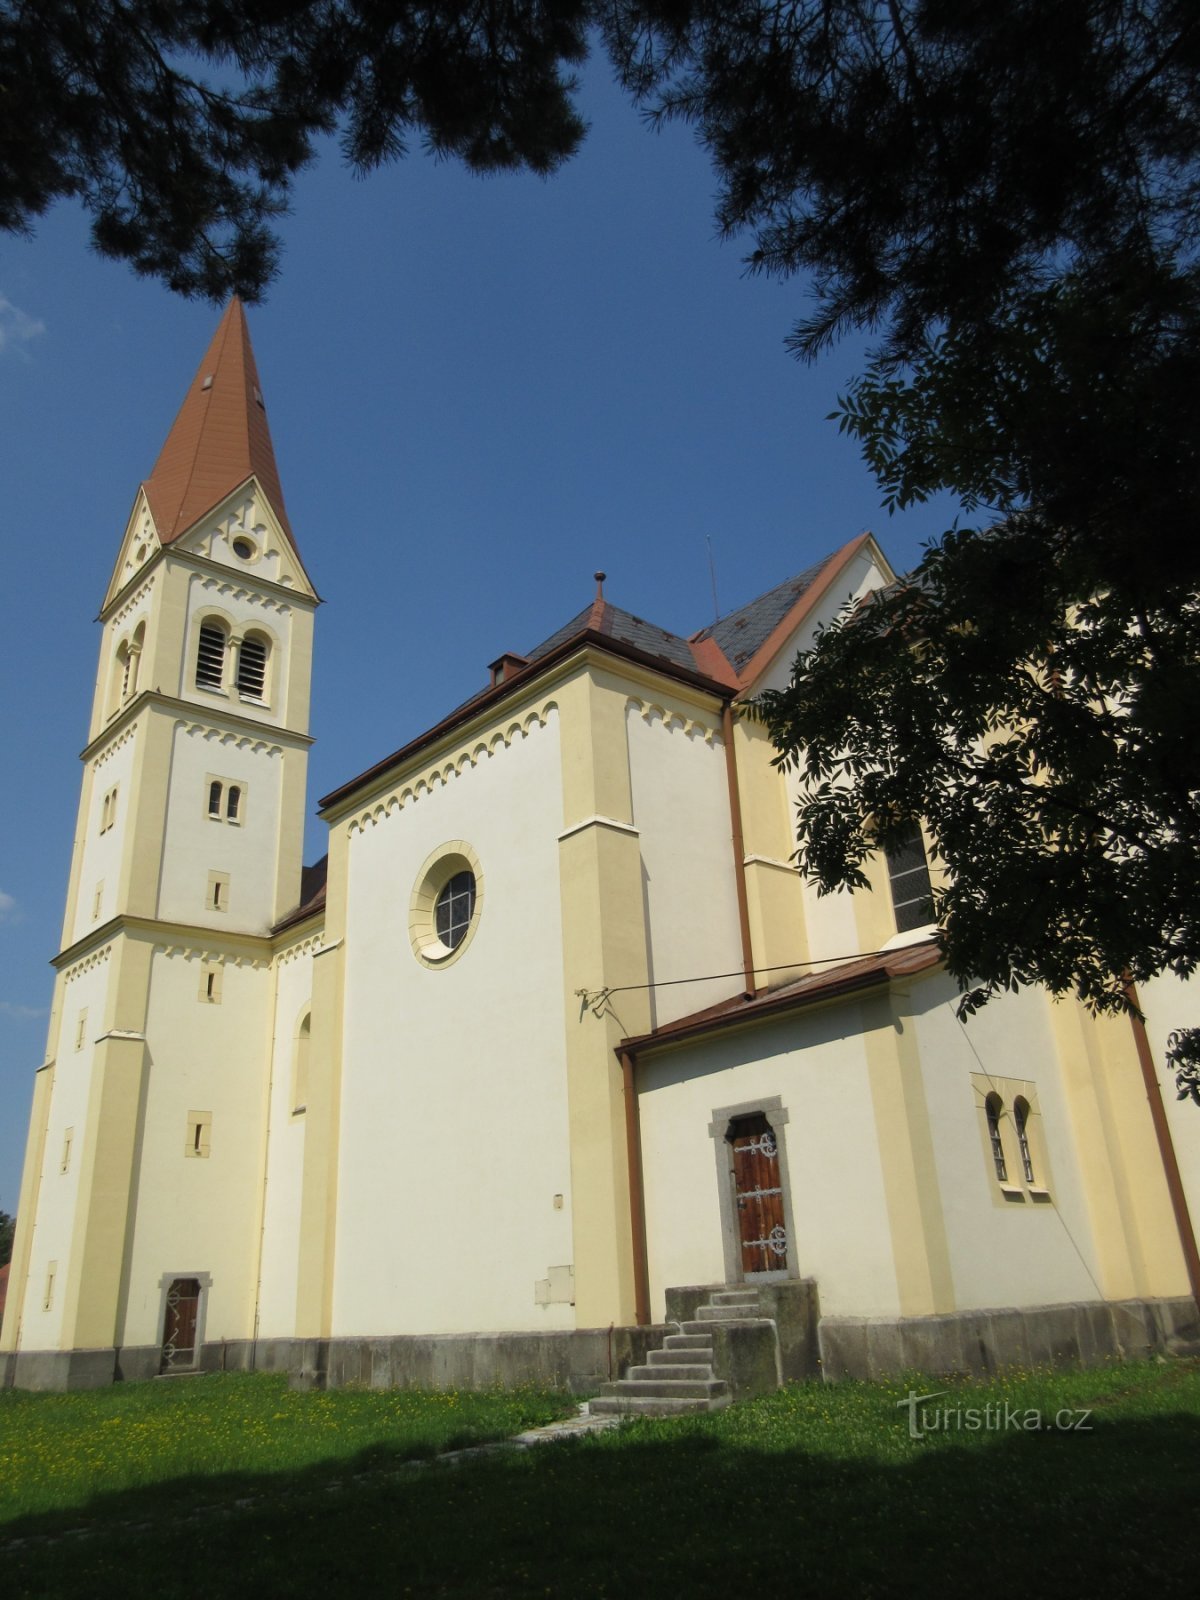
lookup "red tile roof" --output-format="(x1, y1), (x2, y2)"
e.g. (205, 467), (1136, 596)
(143, 298), (295, 547)
(619, 940), (942, 1057)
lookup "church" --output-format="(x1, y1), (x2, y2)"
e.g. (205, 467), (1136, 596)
(3, 300), (1198, 1395)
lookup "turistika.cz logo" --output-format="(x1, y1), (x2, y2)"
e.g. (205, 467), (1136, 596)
(897, 1389), (1093, 1440)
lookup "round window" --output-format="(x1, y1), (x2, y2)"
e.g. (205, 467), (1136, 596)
(232, 535), (256, 560)
(435, 871), (475, 950)
(409, 843), (483, 967)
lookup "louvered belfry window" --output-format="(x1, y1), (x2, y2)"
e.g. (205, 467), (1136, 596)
(196, 624), (226, 689)
(237, 636), (268, 700)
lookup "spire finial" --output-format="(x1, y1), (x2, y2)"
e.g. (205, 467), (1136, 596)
(594, 570), (606, 601)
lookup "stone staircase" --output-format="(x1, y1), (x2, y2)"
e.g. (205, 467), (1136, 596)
(589, 1288), (772, 1417)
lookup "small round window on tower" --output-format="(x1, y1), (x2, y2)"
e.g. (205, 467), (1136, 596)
(232, 535), (256, 561)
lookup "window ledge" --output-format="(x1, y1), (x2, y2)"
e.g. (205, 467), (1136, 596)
(998, 1183), (1026, 1202)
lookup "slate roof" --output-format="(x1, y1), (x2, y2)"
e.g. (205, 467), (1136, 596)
(526, 602), (698, 674)
(142, 297), (296, 546)
(692, 553), (839, 672)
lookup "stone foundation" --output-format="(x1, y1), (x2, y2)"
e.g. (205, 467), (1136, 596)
(818, 1295), (1200, 1381)
(3, 1293), (1196, 1391)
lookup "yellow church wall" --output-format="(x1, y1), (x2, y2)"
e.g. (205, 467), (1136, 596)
(9, 952), (115, 1350)
(254, 935), (319, 1339)
(637, 1004), (902, 1321)
(156, 722), (290, 934)
(624, 697), (745, 1027)
(66, 730), (140, 948)
(331, 703), (575, 1336)
(117, 942), (274, 1347)
(1138, 972), (1200, 1256)
(0, 1064), (53, 1353)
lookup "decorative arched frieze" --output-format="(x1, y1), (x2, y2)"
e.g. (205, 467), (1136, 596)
(62, 944), (114, 985)
(196, 574), (292, 616)
(110, 575), (157, 628)
(626, 696), (721, 744)
(174, 719), (283, 757)
(275, 932), (326, 966)
(153, 943), (270, 970)
(91, 723), (138, 773)
(345, 700), (558, 835)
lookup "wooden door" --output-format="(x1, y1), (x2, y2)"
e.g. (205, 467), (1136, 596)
(728, 1114), (789, 1274)
(161, 1278), (201, 1372)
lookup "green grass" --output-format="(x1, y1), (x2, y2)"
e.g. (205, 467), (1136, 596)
(0, 1372), (572, 1523)
(4, 1362), (1200, 1597)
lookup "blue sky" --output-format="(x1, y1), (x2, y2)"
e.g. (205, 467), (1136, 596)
(0, 56), (959, 1212)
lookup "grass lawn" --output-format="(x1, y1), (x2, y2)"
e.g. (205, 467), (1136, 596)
(3, 1361), (1199, 1597)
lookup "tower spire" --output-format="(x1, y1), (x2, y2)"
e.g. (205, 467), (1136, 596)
(142, 297), (295, 546)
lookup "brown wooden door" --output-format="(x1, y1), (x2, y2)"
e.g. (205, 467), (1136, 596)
(729, 1114), (789, 1274)
(161, 1278), (201, 1372)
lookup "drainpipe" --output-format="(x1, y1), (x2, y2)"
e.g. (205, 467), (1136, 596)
(721, 703), (756, 998)
(1124, 978), (1200, 1310)
(620, 1047), (651, 1326)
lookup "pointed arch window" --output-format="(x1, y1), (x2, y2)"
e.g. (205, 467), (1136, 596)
(1013, 1096), (1036, 1185)
(984, 1093), (1008, 1183)
(293, 1012), (311, 1115)
(237, 634), (268, 701)
(196, 622), (227, 690)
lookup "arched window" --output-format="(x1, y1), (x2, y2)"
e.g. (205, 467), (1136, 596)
(127, 621), (145, 697)
(985, 1093), (1008, 1183)
(237, 633), (268, 700)
(435, 871), (476, 950)
(885, 824), (934, 933)
(118, 641), (132, 701)
(196, 621), (227, 690)
(293, 1013), (311, 1114)
(1013, 1097), (1036, 1185)
(208, 780), (223, 818)
(226, 785), (242, 822)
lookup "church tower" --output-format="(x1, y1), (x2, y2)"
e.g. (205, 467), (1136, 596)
(2, 302), (318, 1386)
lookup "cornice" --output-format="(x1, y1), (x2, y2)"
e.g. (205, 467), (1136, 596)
(81, 690), (314, 763)
(320, 636), (730, 820)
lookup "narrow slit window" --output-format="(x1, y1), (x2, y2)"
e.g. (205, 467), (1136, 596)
(985, 1093), (1008, 1183)
(237, 636), (268, 700)
(226, 785), (241, 822)
(208, 780), (223, 818)
(1013, 1097), (1036, 1185)
(885, 825), (934, 933)
(196, 623), (226, 690)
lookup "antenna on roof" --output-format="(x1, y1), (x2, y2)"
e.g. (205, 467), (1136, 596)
(706, 537), (720, 623)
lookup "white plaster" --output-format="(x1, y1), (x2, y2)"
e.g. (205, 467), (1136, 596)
(909, 972), (1105, 1308)
(120, 948), (275, 1347)
(638, 1007), (901, 1320)
(625, 703), (745, 1027)
(332, 710), (575, 1336)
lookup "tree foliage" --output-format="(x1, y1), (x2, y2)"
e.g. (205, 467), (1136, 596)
(0, 1209), (13, 1268)
(0, 1), (590, 299)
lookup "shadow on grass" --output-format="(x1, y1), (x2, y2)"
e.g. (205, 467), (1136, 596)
(4, 1404), (1199, 1598)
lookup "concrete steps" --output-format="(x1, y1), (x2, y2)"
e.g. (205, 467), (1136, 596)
(589, 1287), (767, 1418)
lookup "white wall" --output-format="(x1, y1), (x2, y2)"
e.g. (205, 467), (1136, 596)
(638, 1006), (901, 1320)
(70, 734), (139, 945)
(16, 957), (114, 1347)
(255, 941), (316, 1337)
(626, 701), (745, 1027)
(157, 723), (284, 933)
(910, 973), (1105, 1308)
(333, 709), (574, 1335)
(120, 946), (274, 1347)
